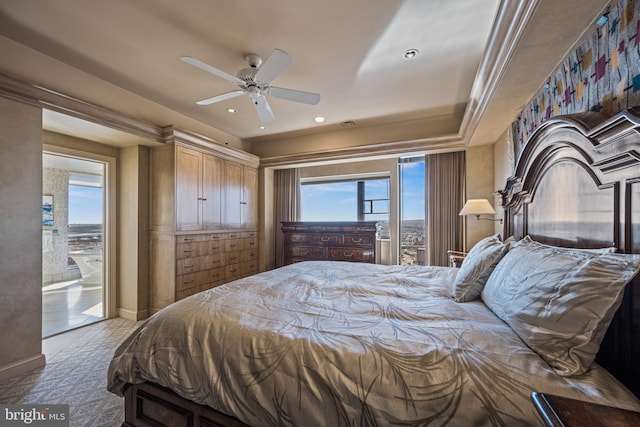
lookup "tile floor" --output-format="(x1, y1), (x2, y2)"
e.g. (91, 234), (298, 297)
(42, 279), (104, 338)
(0, 317), (141, 426)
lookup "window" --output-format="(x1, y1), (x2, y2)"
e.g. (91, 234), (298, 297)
(300, 176), (390, 222)
(399, 156), (425, 265)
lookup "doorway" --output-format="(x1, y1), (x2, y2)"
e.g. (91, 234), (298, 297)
(42, 153), (106, 337)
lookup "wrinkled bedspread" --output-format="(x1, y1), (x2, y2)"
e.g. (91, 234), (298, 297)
(107, 261), (640, 426)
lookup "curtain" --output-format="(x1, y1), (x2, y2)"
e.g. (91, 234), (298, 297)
(274, 168), (301, 267)
(426, 151), (465, 266)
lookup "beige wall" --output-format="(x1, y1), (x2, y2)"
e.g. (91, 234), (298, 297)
(0, 97), (46, 379)
(464, 145), (496, 250)
(118, 146), (150, 320)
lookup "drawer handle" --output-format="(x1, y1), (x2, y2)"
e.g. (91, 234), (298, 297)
(300, 250), (309, 255)
(320, 236), (331, 242)
(351, 237), (363, 243)
(229, 256), (237, 261)
(184, 279), (194, 284)
(229, 244), (237, 248)
(248, 242), (255, 246)
(183, 237), (194, 241)
(183, 249), (194, 253)
(210, 273), (220, 278)
(230, 268), (237, 273)
(343, 252), (354, 258)
(184, 264), (193, 269)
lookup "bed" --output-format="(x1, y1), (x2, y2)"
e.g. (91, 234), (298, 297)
(107, 108), (640, 426)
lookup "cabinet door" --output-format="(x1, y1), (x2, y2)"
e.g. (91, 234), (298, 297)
(223, 160), (243, 228)
(176, 146), (202, 231)
(242, 166), (258, 228)
(201, 154), (223, 229)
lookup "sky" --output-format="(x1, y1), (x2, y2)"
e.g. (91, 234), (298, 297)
(69, 185), (103, 224)
(301, 160), (425, 221)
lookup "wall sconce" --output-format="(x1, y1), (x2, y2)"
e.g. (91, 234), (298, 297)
(459, 199), (502, 223)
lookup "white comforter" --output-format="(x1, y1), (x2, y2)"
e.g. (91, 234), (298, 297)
(107, 261), (640, 426)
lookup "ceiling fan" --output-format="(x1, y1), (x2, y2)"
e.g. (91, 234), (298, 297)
(181, 49), (320, 122)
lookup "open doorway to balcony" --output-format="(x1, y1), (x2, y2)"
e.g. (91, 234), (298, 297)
(42, 152), (106, 337)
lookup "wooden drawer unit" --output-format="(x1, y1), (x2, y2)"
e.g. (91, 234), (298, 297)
(173, 231), (260, 302)
(281, 221), (377, 265)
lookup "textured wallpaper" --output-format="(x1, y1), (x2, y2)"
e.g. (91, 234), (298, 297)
(512, 0), (640, 155)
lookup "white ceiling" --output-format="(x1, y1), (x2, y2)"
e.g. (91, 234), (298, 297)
(0, 0), (610, 152)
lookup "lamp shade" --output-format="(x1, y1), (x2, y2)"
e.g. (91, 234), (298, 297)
(459, 199), (496, 216)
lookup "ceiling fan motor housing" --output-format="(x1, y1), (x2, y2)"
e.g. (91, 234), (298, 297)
(237, 67), (259, 84)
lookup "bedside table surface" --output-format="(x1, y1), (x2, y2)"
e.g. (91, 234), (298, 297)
(531, 392), (640, 427)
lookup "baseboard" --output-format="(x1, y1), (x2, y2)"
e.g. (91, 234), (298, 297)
(0, 354), (46, 382)
(118, 308), (149, 321)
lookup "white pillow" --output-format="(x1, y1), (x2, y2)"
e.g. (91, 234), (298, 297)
(482, 237), (640, 376)
(451, 234), (509, 302)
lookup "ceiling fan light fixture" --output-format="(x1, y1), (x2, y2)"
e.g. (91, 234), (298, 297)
(403, 49), (419, 59)
(314, 116), (325, 123)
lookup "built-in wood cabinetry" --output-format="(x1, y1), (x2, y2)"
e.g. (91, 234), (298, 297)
(149, 128), (260, 313)
(281, 221), (377, 265)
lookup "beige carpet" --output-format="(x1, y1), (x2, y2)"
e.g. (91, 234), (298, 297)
(0, 317), (141, 426)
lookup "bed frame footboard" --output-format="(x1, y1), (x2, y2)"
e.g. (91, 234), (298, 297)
(123, 382), (250, 427)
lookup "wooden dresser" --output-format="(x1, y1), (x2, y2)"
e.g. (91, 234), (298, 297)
(281, 221), (377, 265)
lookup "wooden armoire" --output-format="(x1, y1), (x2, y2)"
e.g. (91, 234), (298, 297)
(148, 128), (260, 313)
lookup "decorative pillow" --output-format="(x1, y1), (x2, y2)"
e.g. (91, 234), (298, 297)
(451, 234), (509, 302)
(481, 237), (640, 376)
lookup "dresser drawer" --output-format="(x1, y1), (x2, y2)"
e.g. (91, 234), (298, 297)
(225, 250), (244, 264)
(285, 246), (325, 259)
(225, 239), (243, 252)
(201, 253), (224, 269)
(177, 257), (200, 275)
(199, 267), (225, 284)
(310, 234), (340, 245)
(284, 233), (308, 244)
(343, 234), (373, 246)
(328, 247), (373, 262)
(176, 242), (204, 259)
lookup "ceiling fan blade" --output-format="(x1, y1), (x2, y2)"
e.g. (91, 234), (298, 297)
(181, 56), (245, 86)
(196, 90), (245, 105)
(254, 49), (292, 84)
(268, 86), (320, 105)
(253, 95), (275, 122)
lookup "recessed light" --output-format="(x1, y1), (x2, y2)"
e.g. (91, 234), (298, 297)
(314, 116), (325, 123)
(403, 49), (419, 59)
(259, 125), (266, 130)
(226, 108), (237, 113)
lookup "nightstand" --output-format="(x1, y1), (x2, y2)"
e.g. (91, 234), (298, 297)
(531, 392), (640, 427)
(446, 250), (467, 268)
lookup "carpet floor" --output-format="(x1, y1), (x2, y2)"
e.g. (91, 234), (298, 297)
(0, 317), (141, 426)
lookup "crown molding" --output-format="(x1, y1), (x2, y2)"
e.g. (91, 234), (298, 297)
(458, 0), (539, 144)
(0, 72), (166, 143)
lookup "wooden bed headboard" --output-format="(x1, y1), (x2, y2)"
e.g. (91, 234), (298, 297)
(498, 107), (640, 397)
